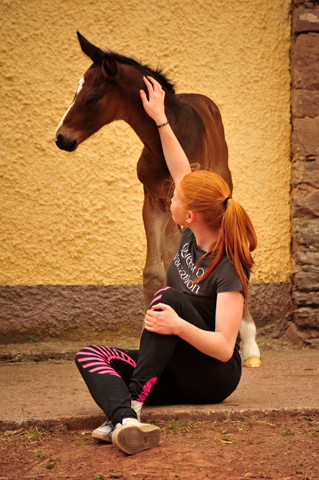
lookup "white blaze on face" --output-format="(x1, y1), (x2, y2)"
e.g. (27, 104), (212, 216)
(54, 76), (85, 141)
(76, 76), (85, 94)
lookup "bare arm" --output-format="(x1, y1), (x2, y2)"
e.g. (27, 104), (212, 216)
(144, 291), (244, 362)
(140, 76), (191, 184)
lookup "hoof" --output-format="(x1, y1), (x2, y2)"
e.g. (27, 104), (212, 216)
(244, 357), (261, 368)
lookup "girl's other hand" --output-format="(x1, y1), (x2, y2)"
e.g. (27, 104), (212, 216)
(140, 76), (167, 125)
(144, 303), (183, 336)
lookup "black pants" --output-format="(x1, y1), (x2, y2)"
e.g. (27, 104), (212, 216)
(76, 287), (241, 426)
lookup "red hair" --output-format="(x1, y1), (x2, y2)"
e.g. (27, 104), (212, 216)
(177, 170), (257, 306)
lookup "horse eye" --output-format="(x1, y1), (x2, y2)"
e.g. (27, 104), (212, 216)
(88, 98), (99, 106)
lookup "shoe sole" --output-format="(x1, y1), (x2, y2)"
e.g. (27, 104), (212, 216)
(92, 429), (112, 443)
(112, 424), (160, 455)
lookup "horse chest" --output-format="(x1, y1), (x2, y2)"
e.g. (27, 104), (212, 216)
(137, 152), (171, 194)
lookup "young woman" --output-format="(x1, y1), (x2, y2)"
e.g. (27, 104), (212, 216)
(76, 76), (257, 455)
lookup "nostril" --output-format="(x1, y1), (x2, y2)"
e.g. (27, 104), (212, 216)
(55, 133), (77, 151)
(56, 134), (64, 149)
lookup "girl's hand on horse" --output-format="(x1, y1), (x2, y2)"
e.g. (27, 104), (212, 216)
(140, 76), (167, 126)
(144, 303), (184, 336)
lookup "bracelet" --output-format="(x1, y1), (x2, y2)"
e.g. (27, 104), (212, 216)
(157, 120), (169, 128)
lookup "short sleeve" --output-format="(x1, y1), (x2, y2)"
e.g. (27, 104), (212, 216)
(215, 258), (244, 294)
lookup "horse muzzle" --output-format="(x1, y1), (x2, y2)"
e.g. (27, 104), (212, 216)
(55, 134), (78, 152)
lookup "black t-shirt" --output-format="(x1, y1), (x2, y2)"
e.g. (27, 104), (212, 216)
(166, 228), (246, 351)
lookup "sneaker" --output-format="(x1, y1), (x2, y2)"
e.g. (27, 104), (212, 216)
(92, 420), (114, 442)
(112, 418), (160, 455)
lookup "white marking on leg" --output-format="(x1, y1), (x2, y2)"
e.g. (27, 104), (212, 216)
(240, 318), (261, 360)
(54, 76), (85, 141)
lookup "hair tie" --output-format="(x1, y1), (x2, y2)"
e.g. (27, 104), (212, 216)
(224, 196), (231, 206)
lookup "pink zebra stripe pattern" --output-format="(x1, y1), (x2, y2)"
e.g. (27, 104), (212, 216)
(136, 377), (158, 402)
(150, 286), (171, 307)
(76, 345), (136, 377)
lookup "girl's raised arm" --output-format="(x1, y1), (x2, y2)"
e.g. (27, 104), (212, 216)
(140, 76), (191, 184)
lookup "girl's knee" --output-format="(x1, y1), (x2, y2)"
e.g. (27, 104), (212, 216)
(149, 287), (182, 308)
(75, 345), (93, 365)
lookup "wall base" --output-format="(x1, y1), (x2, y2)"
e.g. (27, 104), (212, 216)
(0, 283), (292, 344)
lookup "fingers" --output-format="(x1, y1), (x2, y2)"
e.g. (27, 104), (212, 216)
(145, 307), (165, 323)
(143, 76), (164, 96)
(143, 75), (156, 90)
(140, 76), (166, 123)
(144, 314), (153, 325)
(144, 311), (158, 330)
(145, 76), (161, 92)
(139, 89), (148, 106)
(150, 302), (168, 311)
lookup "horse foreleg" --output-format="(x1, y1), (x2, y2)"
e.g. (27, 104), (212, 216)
(142, 193), (170, 309)
(240, 309), (261, 367)
(163, 217), (181, 271)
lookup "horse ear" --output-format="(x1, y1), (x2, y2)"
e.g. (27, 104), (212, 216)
(102, 55), (118, 78)
(77, 31), (105, 64)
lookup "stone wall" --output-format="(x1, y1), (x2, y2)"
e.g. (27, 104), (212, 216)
(290, 0), (319, 346)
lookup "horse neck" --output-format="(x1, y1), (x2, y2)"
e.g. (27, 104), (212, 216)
(121, 98), (162, 154)
(121, 91), (184, 158)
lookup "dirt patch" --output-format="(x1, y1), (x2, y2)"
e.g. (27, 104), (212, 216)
(1, 414), (318, 480)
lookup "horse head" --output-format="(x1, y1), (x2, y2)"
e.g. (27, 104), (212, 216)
(55, 33), (128, 152)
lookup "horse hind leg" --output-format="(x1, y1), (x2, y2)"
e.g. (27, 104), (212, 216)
(240, 308), (261, 368)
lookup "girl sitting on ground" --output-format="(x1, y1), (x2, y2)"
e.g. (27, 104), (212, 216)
(76, 76), (257, 455)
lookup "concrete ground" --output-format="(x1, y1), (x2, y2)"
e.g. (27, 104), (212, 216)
(0, 337), (318, 433)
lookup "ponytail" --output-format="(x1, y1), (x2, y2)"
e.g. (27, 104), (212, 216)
(221, 197), (257, 304)
(178, 171), (257, 306)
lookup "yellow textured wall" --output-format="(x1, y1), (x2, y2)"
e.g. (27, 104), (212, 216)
(1, 0), (291, 286)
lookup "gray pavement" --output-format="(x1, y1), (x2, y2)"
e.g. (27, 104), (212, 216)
(0, 339), (318, 432)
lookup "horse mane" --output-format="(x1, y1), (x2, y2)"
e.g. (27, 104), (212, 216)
(104, 50), (175, 94)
